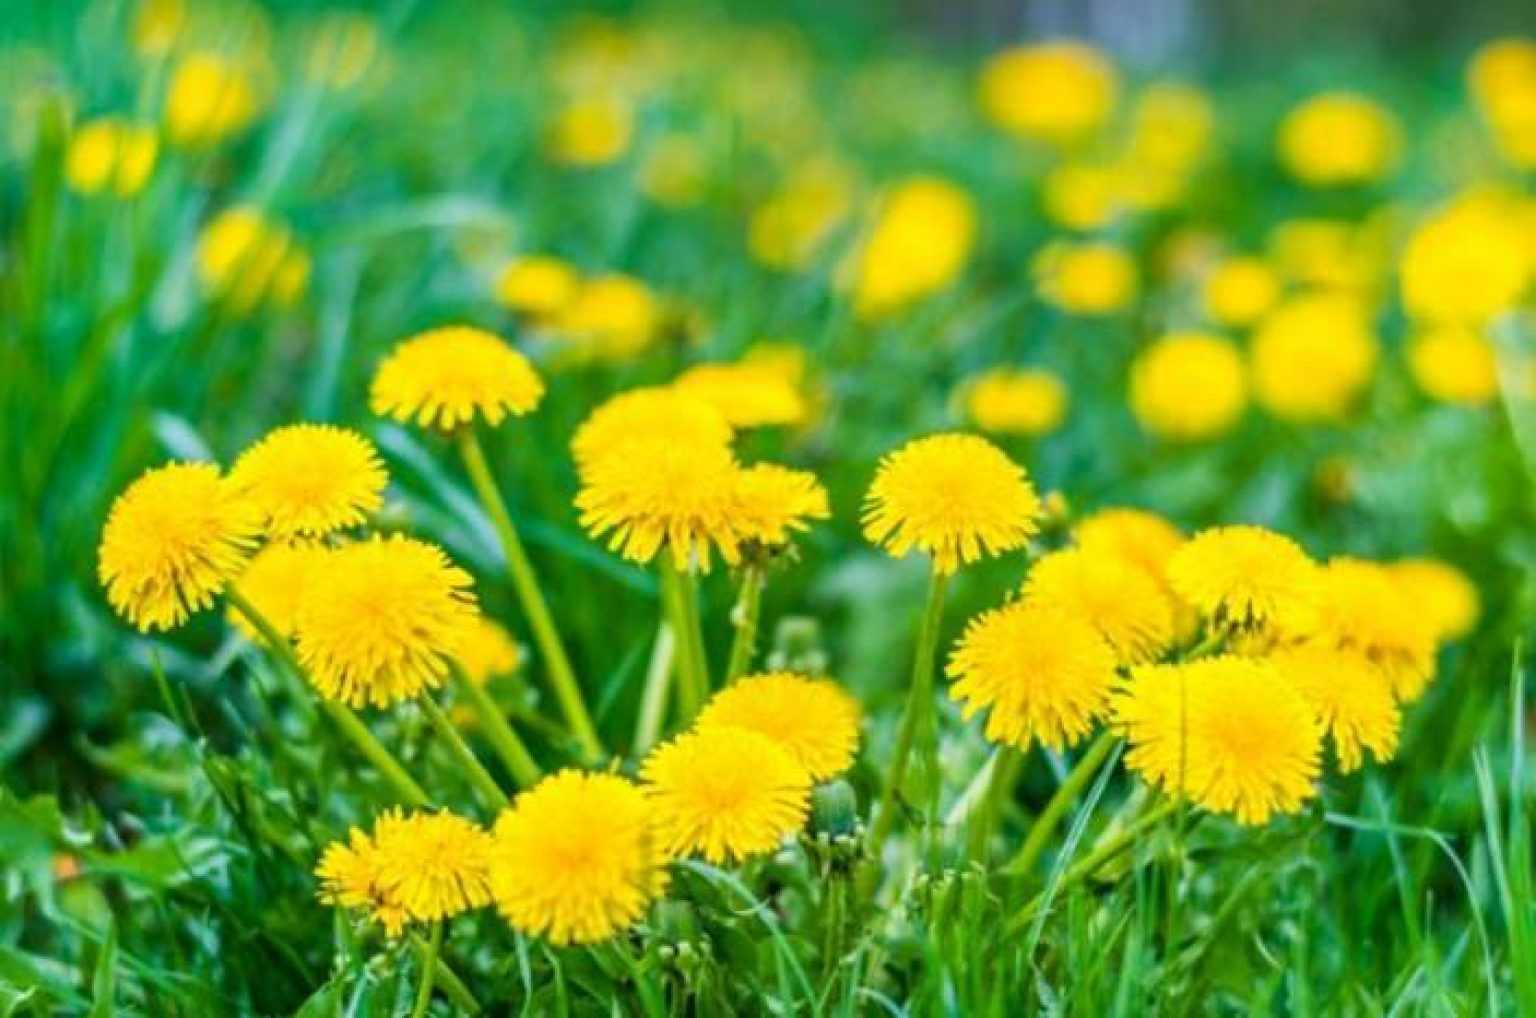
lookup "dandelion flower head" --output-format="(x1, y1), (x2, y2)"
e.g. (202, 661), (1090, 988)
(229, 424), (387, 539)
(695, 672), (861, 780)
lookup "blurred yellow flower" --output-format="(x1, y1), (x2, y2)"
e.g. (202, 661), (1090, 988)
(1202, 256), (1280, 329)
(546, 96), (633, 167)
(1401, 193), (1533, 327)
(748, 158), (854, 271)
(1251, 292), (1379, 422)
(1073, 508), (1185, 582)
(673, 362), (807, 429)
(1468, 38), (1536, 168)
(98, 462), (260, 633)
(196, 208), (309, 314)
(1313, 558), (1437, 702)
(294, 535), (477, 708)
(848, 177), (976, 319)
(1041, 162), (1120, 231)
(570, 386), (732, 478)
(1034, 242), (1138, 316)
(495, 255), (581, 320)
(228, 540), (327, 643)
(1407, 326), (1500, 405)
(732, 464), (830, 549)
(1278, 92), (1400, 185)
(370, 325), (546, 430)
(947, 600), (1117, 752)
(553, 273), (663, 362)
(1392, 559), (1480, 642)
(165, 51), (262, 147)
(229, 424), (387, 539)
(64, 118), (158, 197)
(490, 770), (664, 945)
(961, 367), (1068, 437)
(1129, 332), (1247, 441)
(454, 614), (522, 685)
(1269, 218), (1378, 292)
(862, 433), (1041, 576)
(695, 672), (861, 780)
(978, 41), (1117, 146)
(1167, 524), (1320, 635)
(1126, 81), (1214, 172)
(1024, 546), (1175, 665)
(1267, 643), (1400, 773)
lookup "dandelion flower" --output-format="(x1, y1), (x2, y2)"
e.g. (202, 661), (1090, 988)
(673, 362), (807, 429)
(227, 540), (328, 642)
(848, 177), (977, 319)
(98, 463), (260, 632)
(695, 672), (861, 780)
(641, 725), (812, 864)
(1267, 643), (1400, 773)
(1392, 558), (1480, 643)
(1277, 92), (1400, 186)
(165, 51), (261, 147)
(1024, 546), (1176, 665)
(495, 255), (580, 320)
(1073, 508), (1185, 581)
(733, 464), (830, 549)
(570, 387), (733, 478)
(947, 600), (1118, 751)
(455, 614), (522, 685)
(552, 274), (662, 363)
(294, 535), (477, 708)
(978, 41), (1118, 145)
(229, 424), (387, 539)
(65, 117), (158, 197)
(316, 827), (409, 937)
(1167, 525), (1320, 635)
(490, 770), (664, 945)
(1251, 292), (1379, 422)
(1401, 192), (1533, 327)
(1115, 656), (1322, 824)
(197, 208), (309, 314)
(1407, 326), (1500, 406)
(862, 433), (1041, 575)
(370, 326), (546, 430)
(1202, 256), (1280, 329)
(1034, 242), (1139, 316)
(1130, 332), (1248, 441)
(1313, 558), (1437, 701)
(961, 368), (1069, 437)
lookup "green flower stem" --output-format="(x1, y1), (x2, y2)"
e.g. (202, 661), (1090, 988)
(408, 932), (480, 1015)
(449, 661), (542, 790)
(866, 568), (951, 872)
(633, 621), (676, 755)
(1007, 798), (1181, 932)
(724, 563), (765, 683)
(420, 694), (510, 812)
(409, 921), (442, 1018)
(1006, 731), (1118, 877)
(226, 590), (429, 808)
(966, 746), (1023, 860)
(658, 558), (709, 723)
(458, 428), (603, 764)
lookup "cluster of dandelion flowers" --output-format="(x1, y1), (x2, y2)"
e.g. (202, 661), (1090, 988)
(316, 809), (493, 937)
(1115, 657), (1322, 825)
(1024, 546), (1175, 665)
(227, 540), (329, 642)
(733, 464), (831, 550)
(1267, 643), (1400, 773)
(947, 600), (1118, 752)
(642, 725), (813, 864)
(229, 424), (387, 538)
(1167, 525), (1320, 635)
(294, 535), (478, 708)
(370, 326), (546, 431)
(98, 462), (261, 632)
(576, 436), (747, 571)
(694, 672), (861, 780)
(489, 771), (665, 945)
(1313, 558), (1436, 701)
(862, 433), (1041, 576)
(569, 387), (732, 479)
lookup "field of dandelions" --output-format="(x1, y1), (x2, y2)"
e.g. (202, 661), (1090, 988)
(4, 1), (1536, 1015)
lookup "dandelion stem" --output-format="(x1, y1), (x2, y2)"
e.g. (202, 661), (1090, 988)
(658, 558), (709, 723)
(449, 661), (542, 790)
(1006, 732), (1118, 876)
(866, 568), (950, 874)
(634, 622), (676, 754)
(458, 427), (603, 764)
(408, 932), (480, 1015)
(409, 921), (443, 1018)
(724, 564), (765, 683)
(226, 590), (430, 808)
(420, 693), (510, 812)
(966, 746), (1023, 860)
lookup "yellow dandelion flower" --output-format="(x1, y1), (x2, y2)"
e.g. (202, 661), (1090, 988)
(165, 51), (261, 147)
(1407, 326), (1500, 406)
(732, 464), (830, 549)
(672, 362), (807, 429)
(546, 96), (633, 167)
(862, 433), (1041, 576)
(495, 255), (580, 320)
(294, 535), (477, 708)
(1073, 507), (1185, 581)
(1167, 524), (1321, 634)
(946, 600), (1118, 751)
(1034, 241), (1139, 316)
(1202, 256), (1280, 329)
(961, 367), (1069, 437)
(64, 117), (158, 197)
(370, 326), (546, 431)
(1267, 643), (1400, 773)
(1115, 656), (1322, 825)
(552, 273), (662, 363)
(641, 725), (812, 864)
(978, 41), (1118, 146)
(576, 436), (746, 571)
(1401, 192), (1534, 327)
(748, 158), (854, 271)
(98, 462), (260, 632)
(1130, 332), (1248, 441)
(455, 614), (522, 685)
(490, 770), (664, 945)
(1313, 558), (1437, 702)
(229, 424), (387, 539)
(848, 177), (977, 320)
(316, 826), (409, 937)
(227, 540), (328, 642)
(569, 387), (733, 478)
(1278, 92), (1400, 186)
(695, 672), (861, 780)
(196, 208), (308, 315)
(1024, 546), (1175, 665)
(1251, 292), (1379, 422)
(1392, 558), (1480, 643)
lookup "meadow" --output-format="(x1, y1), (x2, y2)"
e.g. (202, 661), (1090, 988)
(3, 1), (1536, 1015)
